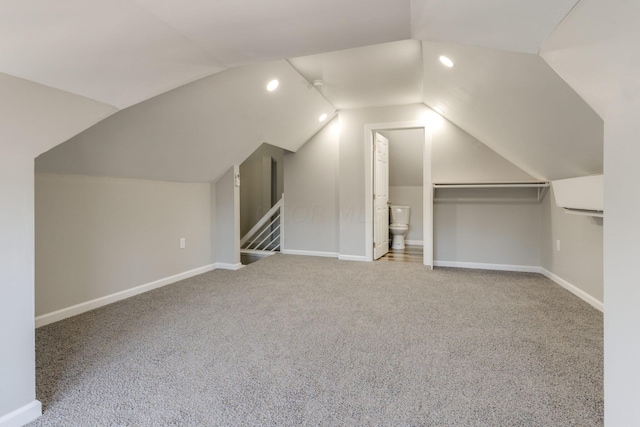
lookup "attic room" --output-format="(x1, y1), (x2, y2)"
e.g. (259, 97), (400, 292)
(1, 0), (639, 426)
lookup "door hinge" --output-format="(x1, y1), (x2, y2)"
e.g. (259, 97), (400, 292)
(373, 194), (376, 200)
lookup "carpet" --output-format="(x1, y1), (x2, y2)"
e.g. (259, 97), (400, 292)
(30, 254), (603, 426)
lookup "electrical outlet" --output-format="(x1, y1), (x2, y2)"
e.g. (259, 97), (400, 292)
(180, 238), (186, 249)
(556, 239), (561, 251)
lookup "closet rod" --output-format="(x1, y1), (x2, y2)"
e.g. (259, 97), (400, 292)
(433, 183), (549, 189)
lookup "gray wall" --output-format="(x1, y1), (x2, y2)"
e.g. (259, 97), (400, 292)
(0, 78), (264, 420)
(284, 117), (339, 254)
(215, 166), (240, 266)
(431, 115), (536, 183)
(384, 128), (424, 187)
(337, 104), (539, 261)
(434, 188), (542, 266)
(541, 187), (603, 302)
(239, 143), (284, 237)
(35, 174), (213, 316)
(0, 155), (38, 419)
(605, 103), (640, 425)
(0, 73), (116, 422)
(339, 104), (429, 257)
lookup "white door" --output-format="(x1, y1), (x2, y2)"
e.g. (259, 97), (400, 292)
(373, 132), (389, 260)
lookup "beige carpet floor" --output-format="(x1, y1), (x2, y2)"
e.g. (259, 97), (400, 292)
(30, 254), (603, 426)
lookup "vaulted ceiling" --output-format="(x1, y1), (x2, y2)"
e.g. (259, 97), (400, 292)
(2, 0), (604, 182)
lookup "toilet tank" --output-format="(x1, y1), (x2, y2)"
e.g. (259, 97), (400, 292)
(390, 205), (411, 224)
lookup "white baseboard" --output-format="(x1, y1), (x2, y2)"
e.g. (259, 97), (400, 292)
(540, 268), (603, 312)
(405, 240), (424, 246)
(282, 249), (339, 258)
(338, 254), (370, 262)
(214, 262), (244, 270)
(433, 260), (540, 273)
(35, 264), (216, 328)
(0, 400), (41, 427)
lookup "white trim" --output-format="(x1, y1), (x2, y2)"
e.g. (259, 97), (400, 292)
(35, 264), (216, 328)
(434, 260), (541, 273)
(0, 400), (41, 427)
(214, 262), (244, 271)
(281, 249), (339, 258)
(338, 254), (370, 262)
(540, 268), (603, 312)
(405, 240), (424, 246)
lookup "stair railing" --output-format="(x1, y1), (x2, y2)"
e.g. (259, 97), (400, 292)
(240, 195), (283, 252)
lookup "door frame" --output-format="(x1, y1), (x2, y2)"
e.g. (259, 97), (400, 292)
(364, 121), (433, 267)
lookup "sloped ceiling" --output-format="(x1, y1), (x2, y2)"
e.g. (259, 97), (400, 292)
(289, 40), (424, 110)
(5, 0), (604, 182)
(0, 73), (116, 157)
(421, 41), (603, 180)
(36, 61), (335, 182)
(0, 0), (410, 109)
(541, 0), (640, 120)
(411, 0), (580, 54)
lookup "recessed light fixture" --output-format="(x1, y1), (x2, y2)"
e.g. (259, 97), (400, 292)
(439, 55), (454, 68)
(318, 113), (328, 122)
(266, 79), (279, 91)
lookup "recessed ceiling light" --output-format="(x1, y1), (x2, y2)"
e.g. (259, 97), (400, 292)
(439, 56), (454, 68)
(266, 79), (279, 91)
(318, 113), (328, 122)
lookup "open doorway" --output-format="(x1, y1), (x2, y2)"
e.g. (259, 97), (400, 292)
(364, 121), (433, 266)
(377, 128), (425, 262)
(239, 143), (284, 265)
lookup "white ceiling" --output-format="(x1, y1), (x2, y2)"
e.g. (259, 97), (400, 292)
(541, 0), (640, 121)
(134, 0), (412, 67)
(411, 0), (580, 54)
(0, 0), (410, 109)
(289, 40), (424, 110)
(1, 0), (583, 111)
(5, 0), (605, 183)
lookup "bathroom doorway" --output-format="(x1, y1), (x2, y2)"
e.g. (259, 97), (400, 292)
(378, 128), (425, 262)
(364, 120), (433, 266)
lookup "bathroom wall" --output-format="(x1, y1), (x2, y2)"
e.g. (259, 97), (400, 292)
(383, 128), (424, 244)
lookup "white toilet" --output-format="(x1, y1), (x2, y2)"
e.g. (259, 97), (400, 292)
(389, 205), (411, 250)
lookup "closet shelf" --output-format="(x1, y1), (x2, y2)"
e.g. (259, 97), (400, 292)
(433, 182), (550, 203)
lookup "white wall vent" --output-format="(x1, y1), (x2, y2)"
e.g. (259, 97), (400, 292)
(551, 174), (603, 217)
